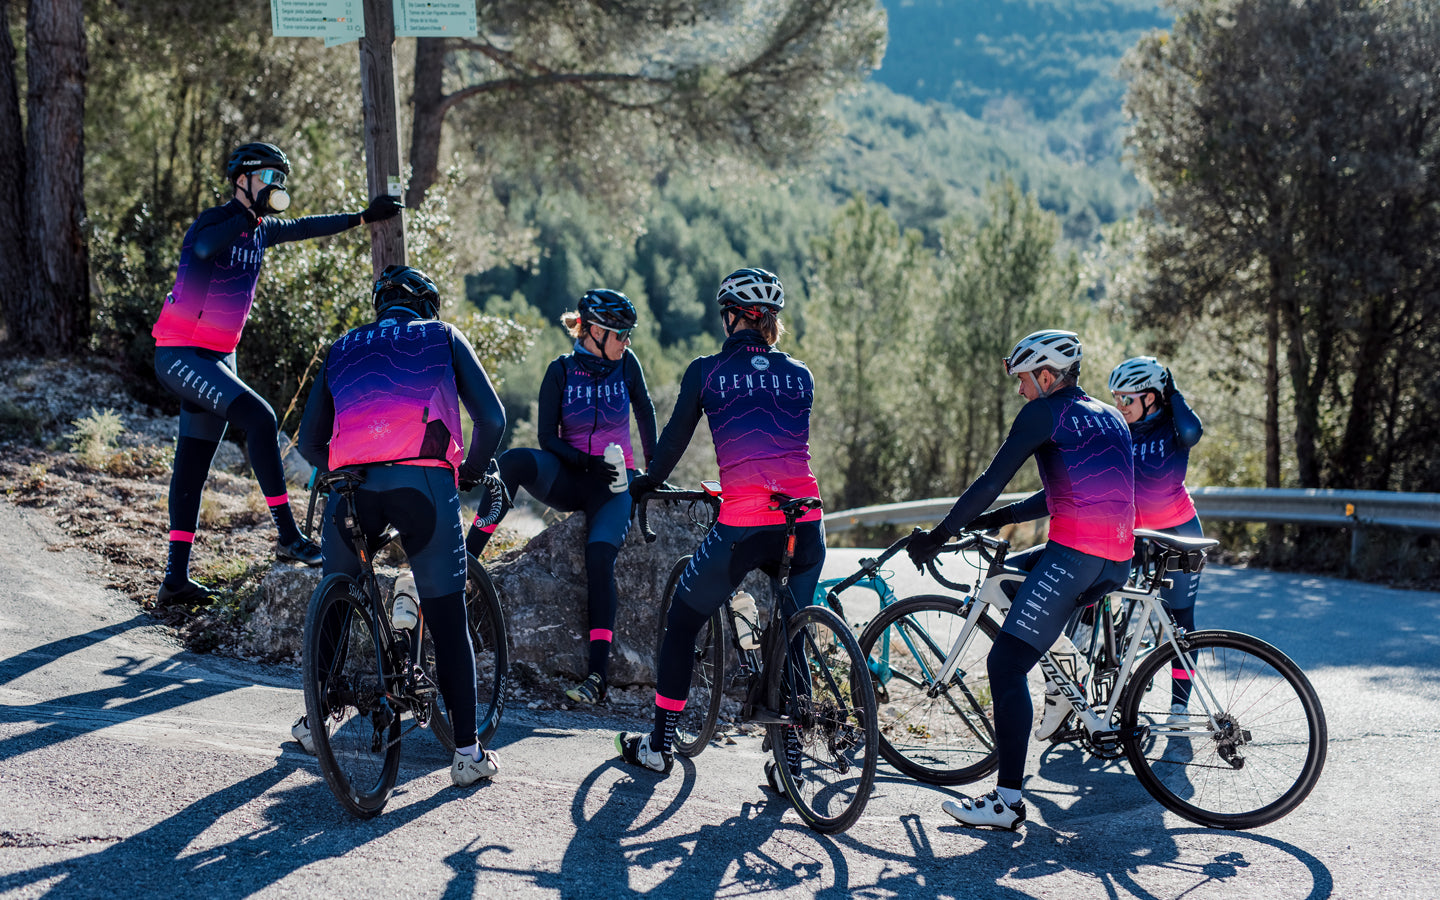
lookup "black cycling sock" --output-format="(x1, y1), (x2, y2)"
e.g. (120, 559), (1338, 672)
(584, 542), (620, 682)
(652, 706), (680, 753)
(227, 393), (301, 543)
(164, 436), (219, 587)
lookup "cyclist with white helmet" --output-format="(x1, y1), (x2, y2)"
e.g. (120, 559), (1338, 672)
(1107, 355), (1206, 719)
(907, 328), (1135, 830)
(463, 289), (658, 706)
(615, 267), (825, 784)
(151, 141), (403, 606)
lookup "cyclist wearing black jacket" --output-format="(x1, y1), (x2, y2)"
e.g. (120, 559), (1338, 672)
(151, 141), (402, 606)
(463, 290), (658, 706)
(294, 265), (506, 786)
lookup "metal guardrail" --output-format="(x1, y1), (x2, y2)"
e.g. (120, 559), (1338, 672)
(823, 488), (1440, 535)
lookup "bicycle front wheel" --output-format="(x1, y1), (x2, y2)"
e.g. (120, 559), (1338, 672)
(766, 604), (879, 834)
(856, 594), (1000, 785)
(430, 556), (511, 752)
(653, 555), (723, 757)
(1121, 629), (1328, 829)
(302, 574), (402, 818)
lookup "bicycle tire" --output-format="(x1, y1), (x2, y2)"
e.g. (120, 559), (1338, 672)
(1120, 629), (1328, 829)
(302, 574), (402, 818)
(653, 555), (723, 757)
(765, 604), (879, 834)
(430, 555), (511, 751)
(856, 594), (1001, 785)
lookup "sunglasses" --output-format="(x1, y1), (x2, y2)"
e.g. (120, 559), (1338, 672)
(594, 323), (633, 341)
(1113, 393), (1140, 407)
(255, 168), (286, 186)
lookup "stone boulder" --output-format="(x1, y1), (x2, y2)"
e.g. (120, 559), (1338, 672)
(488, 500), (769, 688)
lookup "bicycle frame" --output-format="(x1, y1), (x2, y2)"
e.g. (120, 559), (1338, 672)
(928, 539), (1218, 748)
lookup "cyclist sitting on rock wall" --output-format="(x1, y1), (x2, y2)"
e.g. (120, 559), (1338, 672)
(294, 265), (506, 787)
(151, 141), (402, 606)
(615, 267), (825, 788)
(463, 289), (658, 707)
(906, 329), (1135, 830)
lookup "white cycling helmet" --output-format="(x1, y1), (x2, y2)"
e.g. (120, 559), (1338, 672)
(1004, 329), (1082, 376)
(1109, 356), (1168, 394)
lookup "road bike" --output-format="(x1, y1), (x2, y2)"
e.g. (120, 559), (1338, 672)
(301, 468), (509, 817)
(856, 528), (1328, 829)
(639, 483), (879, 834)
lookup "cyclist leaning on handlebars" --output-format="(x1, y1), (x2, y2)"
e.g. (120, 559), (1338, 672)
(906, 329), (1135, 830)
(616, 267), (826, 781)
(293, 265), (507, 787)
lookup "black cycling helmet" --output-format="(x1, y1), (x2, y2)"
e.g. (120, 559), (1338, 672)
(226, 142), (290, 181)
(373, 265), (440, 319)
(577, 289), (638, 331)
(716, 267), (784, 316)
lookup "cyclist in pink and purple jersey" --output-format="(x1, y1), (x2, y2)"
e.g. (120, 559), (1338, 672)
(906, 329), (1135, 830)
(293, 265), (505, 785)
(151, 141), (402, 607)
(1110, 355), (1206, 719)
(616, 267), (825, 783)
(463, 289), (658, 706)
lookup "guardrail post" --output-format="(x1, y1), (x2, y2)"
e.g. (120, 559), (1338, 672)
(1346, 503), (1364, 573)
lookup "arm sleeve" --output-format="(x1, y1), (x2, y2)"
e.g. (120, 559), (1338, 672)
(259, 212), (360, 247)
(536, 359), (588, 468)
(1169, 391), (1204, 449)
(191, 206), (256, 261)
(296, 354), (335, 473)
(451, 330), (506, 477)
(625, 351), (659, 467)
(939, 401), (1055, 535)
(646, 359), (706, 483)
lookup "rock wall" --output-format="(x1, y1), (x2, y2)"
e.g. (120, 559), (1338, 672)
(236, 500), (770, 688)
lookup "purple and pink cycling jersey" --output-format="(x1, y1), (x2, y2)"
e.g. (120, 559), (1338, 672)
(323, 318), (466, 473)
(1129, 393), (1203, 530)
(152, 200), (354, 353)
(649, 332), (822, 527)
(557, 354), (639, 468)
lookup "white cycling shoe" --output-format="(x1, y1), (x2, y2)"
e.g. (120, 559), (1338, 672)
(452, 748), (500, 786)
(1034, 687), (1071, 741)
(942, 791), (1027, 831)
(1165, 702), (1189, 725)
(291, 715), (315, 755)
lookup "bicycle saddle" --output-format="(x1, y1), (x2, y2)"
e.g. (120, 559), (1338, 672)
(317, 468), (367, 494)
(770, 493), (823, 515)
(1134, 529), (1219, 555)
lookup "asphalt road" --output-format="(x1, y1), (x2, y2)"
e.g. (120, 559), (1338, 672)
(1, 498), (1438, 899)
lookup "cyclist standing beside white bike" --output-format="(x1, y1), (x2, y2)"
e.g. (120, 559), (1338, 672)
(294, 265), (506, 786)
(615, 268), (825, 785)
(1109, 356), (1206, 719)
(906, 329), (1134, 829)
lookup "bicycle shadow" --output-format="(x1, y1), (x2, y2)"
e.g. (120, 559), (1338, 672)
(441, 753), (856, 898)
(0, 751), (478, 898)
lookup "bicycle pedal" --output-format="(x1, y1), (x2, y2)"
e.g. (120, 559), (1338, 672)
(749, 707), (792, 726)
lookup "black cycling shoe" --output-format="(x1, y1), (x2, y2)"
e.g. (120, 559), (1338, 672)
(276, 535), (323, 566)
(156, 579), (219, 606)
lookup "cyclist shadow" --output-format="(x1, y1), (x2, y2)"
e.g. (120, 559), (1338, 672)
(0, 752), (462, 898)
(441, 755), (852, 898)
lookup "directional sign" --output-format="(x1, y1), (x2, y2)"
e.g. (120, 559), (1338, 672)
(271, 0), (362, 38)
(394, 0), (478, 37)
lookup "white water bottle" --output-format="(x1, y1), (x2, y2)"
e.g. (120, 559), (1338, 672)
(604, 442), (628, 494)
(391, 572), (419, 631)
(730, 590), (760, 651)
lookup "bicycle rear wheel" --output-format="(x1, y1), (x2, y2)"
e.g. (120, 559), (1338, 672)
(856, 594), (1000, 785)
(302, 574), (402, 818)
(430, 556), (510, 751)
(653, 555), (723, 757)
(766, 604), (878, 834)
(1121, 629), (1328, 829)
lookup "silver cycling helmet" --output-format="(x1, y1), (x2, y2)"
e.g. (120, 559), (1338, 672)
(1004, 329), (1082, 376)
(1108, 356), (1168, 394)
